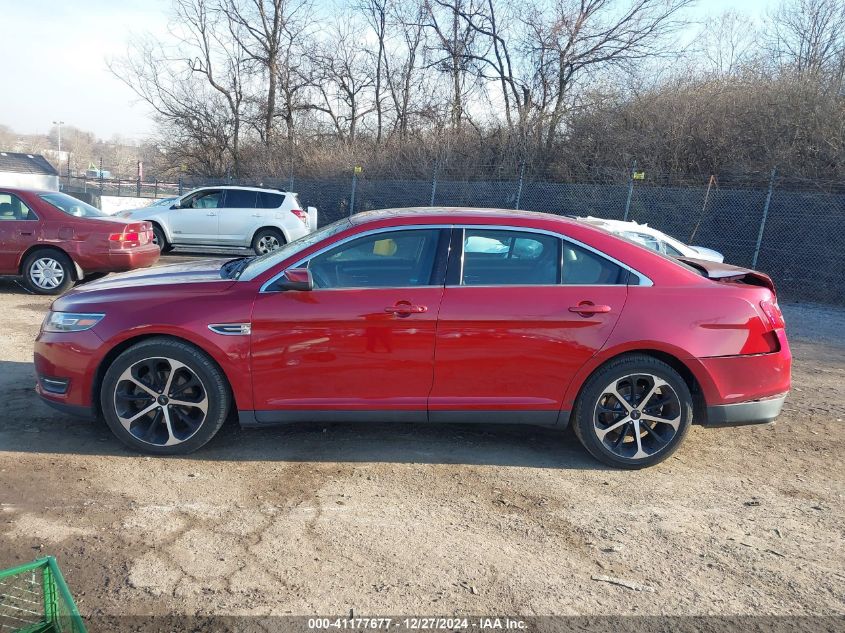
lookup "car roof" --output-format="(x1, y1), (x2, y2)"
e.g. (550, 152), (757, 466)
(186, 185), (293, 194)
(351, 206), (579, 226)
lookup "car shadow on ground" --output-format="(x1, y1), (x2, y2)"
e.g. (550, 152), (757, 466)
(1, 360), (603, 470)
(0, 277), (32, 295)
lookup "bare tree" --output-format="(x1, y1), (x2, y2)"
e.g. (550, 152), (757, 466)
(699, 10), (759, 76)
(221, 0), (313, 146)
(310, 20), (376, 146)
(765, 0), (845, 80)
(110, 0), (254, 175)
(423, 0), (481, 130)
(357, 0), (390, 144)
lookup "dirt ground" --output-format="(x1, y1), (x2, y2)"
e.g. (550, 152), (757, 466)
(0, 256), (843, 625)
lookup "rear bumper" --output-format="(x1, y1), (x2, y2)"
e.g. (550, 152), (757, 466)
(703, 393), (787, 427)
(105, 245), (160, 272)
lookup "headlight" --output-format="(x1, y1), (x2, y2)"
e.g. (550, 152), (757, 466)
(42, 312), (105, 332)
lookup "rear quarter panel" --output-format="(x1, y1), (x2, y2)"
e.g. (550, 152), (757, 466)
(561, 283), (791, 410)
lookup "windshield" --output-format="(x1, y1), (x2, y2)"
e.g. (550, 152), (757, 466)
(238, 218), (353, 281)
(39, 192), (108, 218)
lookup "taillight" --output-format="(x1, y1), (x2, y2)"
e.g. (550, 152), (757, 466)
(760, 299), (785, 330)
(290, 209), (308, 225)
(109, 228), (145, 248)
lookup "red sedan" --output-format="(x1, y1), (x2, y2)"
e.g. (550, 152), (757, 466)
(34, 208), (791, 468)
(0, 187), (159, 294)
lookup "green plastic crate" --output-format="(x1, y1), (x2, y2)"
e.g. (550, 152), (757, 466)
(0, 557), (86, 633)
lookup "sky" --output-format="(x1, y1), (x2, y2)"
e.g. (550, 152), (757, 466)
(0, 0), (779, 143)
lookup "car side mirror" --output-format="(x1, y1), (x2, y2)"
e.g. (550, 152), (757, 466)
(277, 267), (313, 291)
(170, 203), (181, 210)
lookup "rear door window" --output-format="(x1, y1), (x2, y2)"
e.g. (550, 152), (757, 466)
(223, 190), (257, 209)
(461, 229), (559, 286)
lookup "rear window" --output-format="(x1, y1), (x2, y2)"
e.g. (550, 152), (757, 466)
(562, 242), (627, 285)
(39, 192), (107, 218)
(257, 192), (285, 209)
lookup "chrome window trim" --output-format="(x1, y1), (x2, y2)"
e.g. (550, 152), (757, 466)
(259, 224), (452, 293)
(259, 222), (653, 293)
(454, 224), (653, 287)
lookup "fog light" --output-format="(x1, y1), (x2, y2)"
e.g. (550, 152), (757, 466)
(40, 377), (69, 395)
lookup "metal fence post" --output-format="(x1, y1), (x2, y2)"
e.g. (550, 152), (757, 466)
(178, 176), (183, 196)
(752, 168), (777, 269)
(622, 160), (636, 221)
(515, 159), (525, 210)
(429, 159), (438, 206)
(349, 168), (358, 217)
(154, 179), (159, 198)
(98, 157), (104, 194)
(117, 180), (121, 196)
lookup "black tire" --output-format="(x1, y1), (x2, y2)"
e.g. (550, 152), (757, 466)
(21, 249), (75, 295)
(100, 337), (231, 455)
(251, 228), (286, 255)
(572, 354), (693, 469)
(152, 225), (173, 253)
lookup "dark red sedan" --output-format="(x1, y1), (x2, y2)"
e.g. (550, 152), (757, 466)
(0, 187), (159, 294)
(34, 208), (791, 468)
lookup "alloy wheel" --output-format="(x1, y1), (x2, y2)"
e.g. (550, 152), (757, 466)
(113, 357), (209, 447)
(30, 258), (65, 290)
(256, 235), (281, 254)
(593, 373), (682, 460)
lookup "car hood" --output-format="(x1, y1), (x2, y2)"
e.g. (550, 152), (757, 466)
(62, 259), (234, 299)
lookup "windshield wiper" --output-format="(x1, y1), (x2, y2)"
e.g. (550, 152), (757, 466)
(220, 257), (251, 279)
(229, 256), (257, 280)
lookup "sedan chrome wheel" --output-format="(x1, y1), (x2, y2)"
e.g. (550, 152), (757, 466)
(593, 373), (682, 460)
(29, 257), (66, 290)
(255, 234), (281, 254)
(113, 357), (208, 447)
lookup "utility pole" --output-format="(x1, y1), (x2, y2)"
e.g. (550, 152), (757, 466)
(52, 120), (64, 154)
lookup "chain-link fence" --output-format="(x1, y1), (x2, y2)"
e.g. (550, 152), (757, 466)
(61, 163), (845, 305)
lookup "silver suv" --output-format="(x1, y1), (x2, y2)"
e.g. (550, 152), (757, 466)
(123, 186), (317, 254)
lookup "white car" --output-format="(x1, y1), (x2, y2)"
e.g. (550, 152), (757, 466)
(122, 186), (317, 255)
(577, 217), (724, 262)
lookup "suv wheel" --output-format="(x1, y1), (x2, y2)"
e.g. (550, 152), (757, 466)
(572, 354), (693, 469)
(252, 228), (285, 255)
(22, 249), (75, 295)
(100, 338), (231, 455)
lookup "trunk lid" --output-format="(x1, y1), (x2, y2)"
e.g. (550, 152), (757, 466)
(677, 257), (776, 293)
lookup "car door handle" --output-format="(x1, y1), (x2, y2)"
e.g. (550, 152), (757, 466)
(18, 231), (33, 236)
(251, 213), (262, 217)
(569, 302), (612, 316)
(206, 212), (217, 216)
(385, 303), (428, 315)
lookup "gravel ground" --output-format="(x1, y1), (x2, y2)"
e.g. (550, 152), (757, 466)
(0, 260), (843, 626)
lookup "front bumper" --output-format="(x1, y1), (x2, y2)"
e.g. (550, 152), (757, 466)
(37, 388), (94, 418)
(703, 393), (787, 427)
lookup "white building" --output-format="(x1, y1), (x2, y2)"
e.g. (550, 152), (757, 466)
(0, 152), (60, 191)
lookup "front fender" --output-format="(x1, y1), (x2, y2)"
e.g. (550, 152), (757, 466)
(90, 324), (253, 411)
